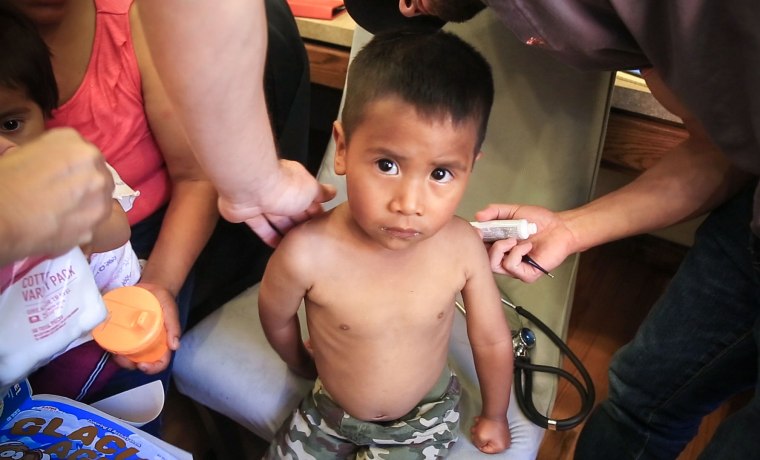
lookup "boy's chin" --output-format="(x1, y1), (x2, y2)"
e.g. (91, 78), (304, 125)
(370, 232), (428, 251)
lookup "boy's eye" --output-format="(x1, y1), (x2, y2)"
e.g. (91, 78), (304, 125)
(1, 119), (22, 132)
(376, 158), (399, 175)
(431, 168), (453, 183)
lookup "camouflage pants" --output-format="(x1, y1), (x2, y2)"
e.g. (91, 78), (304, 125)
(265, 370), (461, 459)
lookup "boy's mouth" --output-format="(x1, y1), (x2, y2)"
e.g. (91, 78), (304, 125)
(382, 226), (421, 239)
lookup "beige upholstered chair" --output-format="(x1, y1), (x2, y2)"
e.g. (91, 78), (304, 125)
(174, 10), (612, 458)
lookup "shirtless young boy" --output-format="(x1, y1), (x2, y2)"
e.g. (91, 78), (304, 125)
(259, 29), (513, 458)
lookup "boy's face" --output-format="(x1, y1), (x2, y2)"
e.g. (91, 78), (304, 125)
(334, 96), (481, 250)
(0, 86), (45, 152)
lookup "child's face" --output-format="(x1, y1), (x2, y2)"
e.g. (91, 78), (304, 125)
(0, 86), (45, 153)
(334, 96), (481, 250)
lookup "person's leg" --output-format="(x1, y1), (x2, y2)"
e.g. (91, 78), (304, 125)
(697, 313), (760, 460)
(575, 185), (760, 459)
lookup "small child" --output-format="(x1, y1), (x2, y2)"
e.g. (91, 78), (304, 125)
(0, 3), (141, 400)
(259, 29), (513, 457)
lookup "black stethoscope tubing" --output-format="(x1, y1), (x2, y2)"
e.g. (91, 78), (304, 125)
(508, 300), (595, 431)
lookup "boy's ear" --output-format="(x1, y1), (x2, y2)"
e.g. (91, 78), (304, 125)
(472, 150), (483, 169)
(333, 121), (347, 176)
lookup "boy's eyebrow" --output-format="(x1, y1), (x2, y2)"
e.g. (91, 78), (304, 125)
(435, 158), (471, 172)
(0, 106), (31, 119)
(441, 151), (476, 166)
(427, 151), (475, 172)
(367, 146), (403, 158)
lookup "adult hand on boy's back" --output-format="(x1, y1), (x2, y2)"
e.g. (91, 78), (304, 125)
(471, 415), (511, 453)
(218, 159), (336, 247)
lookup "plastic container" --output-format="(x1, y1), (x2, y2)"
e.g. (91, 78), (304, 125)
(92, 286), (167, 363)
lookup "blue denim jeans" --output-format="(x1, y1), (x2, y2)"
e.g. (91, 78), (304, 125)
(575, 184), (760, 459)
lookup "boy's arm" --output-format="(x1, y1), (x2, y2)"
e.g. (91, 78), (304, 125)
(461, 228), (513, 453)
(82, 201), (130, 257)
(258, 238), (317, 379)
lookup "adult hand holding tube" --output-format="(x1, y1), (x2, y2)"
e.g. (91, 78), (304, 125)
(474, 203), (575, 282)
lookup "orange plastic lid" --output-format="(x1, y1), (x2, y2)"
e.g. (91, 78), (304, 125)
(92, 286), (165, 357)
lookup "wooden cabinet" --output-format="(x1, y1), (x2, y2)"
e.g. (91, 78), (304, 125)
(603, 110), (687, 173)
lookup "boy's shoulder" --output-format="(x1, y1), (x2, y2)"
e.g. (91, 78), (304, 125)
(434, 216), (489, 265)
(280, 210), (331, 242)
(442, 215), (482, 243)
(277, 206), (344, 253)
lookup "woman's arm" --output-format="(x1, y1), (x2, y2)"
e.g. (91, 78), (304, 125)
(118, 6), (219, 373)
(130, 4), (218, 300)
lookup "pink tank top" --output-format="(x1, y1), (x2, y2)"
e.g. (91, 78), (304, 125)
(46, 0), (170, 225)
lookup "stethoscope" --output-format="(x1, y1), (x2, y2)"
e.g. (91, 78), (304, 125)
(455, 297), (595, 431)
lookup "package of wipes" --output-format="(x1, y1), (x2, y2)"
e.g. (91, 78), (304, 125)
(0, 248), (107, 393)
(1, 380), (191, 459)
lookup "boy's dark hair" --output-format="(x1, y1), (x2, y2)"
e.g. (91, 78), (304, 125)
(0, 3), (58, 117)
(341, 29), (494, 151)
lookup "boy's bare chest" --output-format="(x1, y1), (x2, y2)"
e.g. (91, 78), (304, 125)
(306, 252), (464, 330)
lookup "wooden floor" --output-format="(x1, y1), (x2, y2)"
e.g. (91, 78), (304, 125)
(161, 234), (746, 459)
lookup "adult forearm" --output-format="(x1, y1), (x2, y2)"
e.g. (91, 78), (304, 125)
(561, 136), (750, 254)
(136, 0), (279, 204)
(140, 181), (219, 298)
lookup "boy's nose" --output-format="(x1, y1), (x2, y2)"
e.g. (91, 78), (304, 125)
(390, 182), (424, 216)
(0, 136), (17, 157)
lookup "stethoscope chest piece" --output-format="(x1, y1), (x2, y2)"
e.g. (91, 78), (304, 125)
(512, 327), (536, 359)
